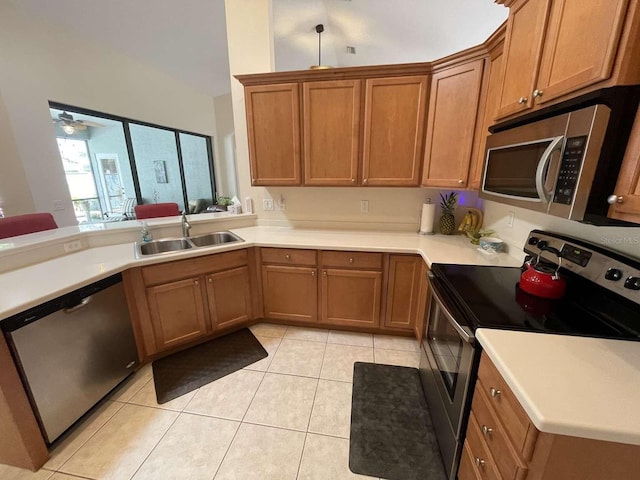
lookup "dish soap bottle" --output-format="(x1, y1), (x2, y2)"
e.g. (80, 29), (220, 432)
(140, 221), (153, 242)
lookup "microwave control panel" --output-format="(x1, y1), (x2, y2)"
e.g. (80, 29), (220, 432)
(553, 136), (587, 205)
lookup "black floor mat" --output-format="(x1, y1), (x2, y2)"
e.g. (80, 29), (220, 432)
(152, 328), (267, 404)
(349, 362), (447, 480)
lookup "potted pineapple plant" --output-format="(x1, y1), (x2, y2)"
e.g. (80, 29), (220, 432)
(439, 192), (458, 235)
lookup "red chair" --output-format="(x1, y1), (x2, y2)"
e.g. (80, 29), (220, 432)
(0, 213), (58, 239)
(134, 203), (181, 219)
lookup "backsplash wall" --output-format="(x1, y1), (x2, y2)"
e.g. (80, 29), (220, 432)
(482, 199), (640, 259)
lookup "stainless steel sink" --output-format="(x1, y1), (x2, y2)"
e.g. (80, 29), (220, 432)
(189, 231), (243, 247)
(135, 231), (244, 257)
(138, 238), (193, 256)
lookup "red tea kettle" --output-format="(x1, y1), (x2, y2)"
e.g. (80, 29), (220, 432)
(519, 246), (566, 299)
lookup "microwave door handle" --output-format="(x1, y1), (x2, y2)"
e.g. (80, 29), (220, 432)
(535, 136), (564, 203)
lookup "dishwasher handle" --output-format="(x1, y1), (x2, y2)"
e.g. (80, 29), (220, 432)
(64, 296), (93, 314)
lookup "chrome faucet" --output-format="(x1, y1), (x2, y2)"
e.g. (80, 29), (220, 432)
(181, 211), (191, 237)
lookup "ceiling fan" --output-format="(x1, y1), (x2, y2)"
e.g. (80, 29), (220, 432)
(52, 111), (105, 134)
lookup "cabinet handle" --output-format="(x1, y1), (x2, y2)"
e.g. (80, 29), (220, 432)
(475, 457), (486, 468)
(349, 257), (354, 264)
(311, 270), (316, 276)
(285, 254), (291, 260)
(457, 179), (464, 185)
(323, 270), (327, 277)
(607, 194), (624, 205)
(533, 89), (543, 98)
(351, 178), (355, 183)
(489, 387), (501, 398)
(208, 278), (212, 283)
(518, 96), (527, 105)
(194, 280), (199, 285)
(363, 178), (368, 184)
(481, 425), (493, 436)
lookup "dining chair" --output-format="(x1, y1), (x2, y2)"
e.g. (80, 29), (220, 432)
(134, 203), (181, 219)
(0, 213), (58, 239)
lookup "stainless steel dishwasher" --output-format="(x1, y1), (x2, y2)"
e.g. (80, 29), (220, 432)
(1, 273), (139, 444)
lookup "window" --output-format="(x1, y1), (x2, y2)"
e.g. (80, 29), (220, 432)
(50, 103), (216, 224)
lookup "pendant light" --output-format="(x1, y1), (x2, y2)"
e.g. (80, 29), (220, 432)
(310, 24), (331, 70)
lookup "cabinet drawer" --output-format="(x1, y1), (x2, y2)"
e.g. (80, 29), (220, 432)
(142, 249), (248, 286)
(463, 412), (502, 480)
(478, 352), (537, 458)
(321, 250), (382, 269)
(472, 383), (528, 480)
(458, 444), (482, 480)
(260, 247), (317, 266)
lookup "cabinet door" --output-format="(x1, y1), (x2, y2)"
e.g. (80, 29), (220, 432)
(262, 265), (318, 322)
(422, 60), (484, 188)
(321, 268), (381, 328)
(496, 0), (551, 119)
(470, 51), (504, 190)
(362, 76), (428, 186)
(384, 256), (423, 331)
(245, 83), (301, 185)
(206, 266), (252, 330)
(303, 80), (361, 186)
(535, 0), (629, 104)
(609, 107), (640, 223)
(146, 277), (208, 352)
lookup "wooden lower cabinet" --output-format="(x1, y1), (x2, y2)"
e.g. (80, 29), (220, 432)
(146, 277), (208, 352)
(320, 268), (381, 328)
(124, 249), (255, 358)
(261, 264), (318, 323)
(459, 352), (640, 480)
(206, 266), (252, 330)
(384, 255), (423, 331)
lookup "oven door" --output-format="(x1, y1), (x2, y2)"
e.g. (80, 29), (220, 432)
(419, 272), (477, 480)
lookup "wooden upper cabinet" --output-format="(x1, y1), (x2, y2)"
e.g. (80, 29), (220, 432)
(470, 49), (504, 190)
(245, 83), (301, 185)
(496, 0), (551, 119)
(536, 0), (629, 104)
(422, 60), (484, 188)
(609, 106), (640, 223)
(362, 76), (428, 186)
(303, 80), (361, 186)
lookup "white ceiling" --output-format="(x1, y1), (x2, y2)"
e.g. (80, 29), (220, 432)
(273, 0), (508, 71)
(11, 0), (231, 98)
(12, 0), (507, 98)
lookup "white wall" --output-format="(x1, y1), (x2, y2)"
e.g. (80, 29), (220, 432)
(482, 200), (640, 259)
(0, 2), (218, 226)
(213, 93), (238, 198)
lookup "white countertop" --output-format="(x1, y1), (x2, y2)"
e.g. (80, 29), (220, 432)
(0, 224), (521, 320)
(477, 328), (640, 445)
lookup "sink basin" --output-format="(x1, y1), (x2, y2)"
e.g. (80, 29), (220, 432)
(189, 232), (243, 247)
(135, 231), (244, 257)
(137, 238), (193, 256)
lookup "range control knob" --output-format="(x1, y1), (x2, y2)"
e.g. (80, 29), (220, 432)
(528, 237), (539, 246)
(605, 268), (623, 281)
(624, 277), (640, 291)
(537, 240), (548, 250)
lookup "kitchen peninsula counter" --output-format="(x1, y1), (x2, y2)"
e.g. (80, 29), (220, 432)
(0, 220), (521, 321)
(477, 328), (640, 446)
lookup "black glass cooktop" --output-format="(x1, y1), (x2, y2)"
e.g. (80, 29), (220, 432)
(431, 263), (640, 341)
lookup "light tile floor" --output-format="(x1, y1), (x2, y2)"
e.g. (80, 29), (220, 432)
(2, 324), (422, 480)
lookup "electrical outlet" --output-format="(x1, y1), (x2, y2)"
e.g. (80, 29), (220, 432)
(64, 240), (82, 253)
(262, 198), (274, 211)
(360, 200), (369, 213)
(277, 195), (286, 211)
(53, 200), (65, 211)
(507, 211), (515, 227)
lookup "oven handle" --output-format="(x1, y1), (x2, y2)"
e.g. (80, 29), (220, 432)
(535, 136), (564, 204)
(428, 272), (475, 344)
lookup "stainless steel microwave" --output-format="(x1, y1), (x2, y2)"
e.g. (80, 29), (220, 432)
(480, 87), (640, 225)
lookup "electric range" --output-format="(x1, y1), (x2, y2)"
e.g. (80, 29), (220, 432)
(419, 230), (640, 480)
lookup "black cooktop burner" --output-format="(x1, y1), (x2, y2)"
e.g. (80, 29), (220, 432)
(431, 263), (640, 341)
